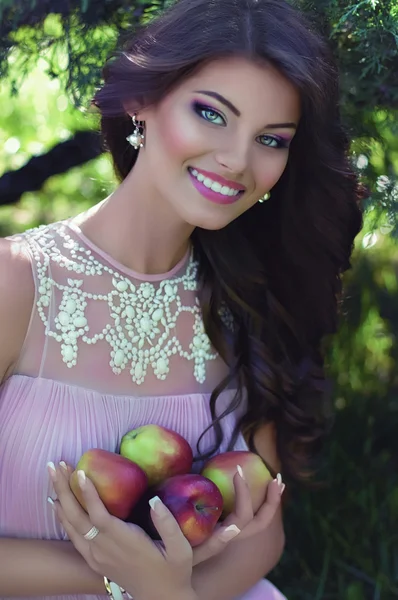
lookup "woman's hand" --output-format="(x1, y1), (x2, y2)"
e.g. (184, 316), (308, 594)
(48, 464), (196, 600)
(190, 467), (284, 566)
(49, 461), (284, 579)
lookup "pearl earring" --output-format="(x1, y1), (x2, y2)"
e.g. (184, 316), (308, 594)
(258, 192), (271, 203)
(126, 115), (145, 149)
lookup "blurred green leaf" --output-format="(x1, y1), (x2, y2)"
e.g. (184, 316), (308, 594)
(346, 582), (366, 600)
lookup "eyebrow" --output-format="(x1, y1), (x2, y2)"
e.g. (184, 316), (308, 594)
(194, 90), (297, 130)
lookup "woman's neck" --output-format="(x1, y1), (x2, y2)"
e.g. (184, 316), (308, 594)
(72, 170), (194, 276)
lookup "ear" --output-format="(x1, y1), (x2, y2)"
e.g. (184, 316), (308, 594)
(123, 106), (136, 120)
(122, 100), (139, 120)
(123, 101), (150, 122)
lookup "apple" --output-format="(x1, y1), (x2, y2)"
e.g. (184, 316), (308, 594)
(156, 474), (223, 547)
(200, 450), (272, 517)
(70, 449), (148, 520)
(120, 424), (193, 487)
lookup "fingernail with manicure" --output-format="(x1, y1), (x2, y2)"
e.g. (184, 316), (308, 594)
(149, 495), (167, 516)
(276, 473), (285, 495)
(59, 461), (68, 470)
(77, 470), (86, 489)
(47, 461), (56, 480)
(220, 524), (241, 541)
(237, 465), (245, 480)
(47, 497), (55, 510)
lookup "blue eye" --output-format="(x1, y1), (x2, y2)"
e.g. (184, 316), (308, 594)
(258, 135), (289, 149)
(193, 102), (226, 125)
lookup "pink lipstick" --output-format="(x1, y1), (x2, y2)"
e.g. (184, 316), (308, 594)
(188, 167), (245, 205)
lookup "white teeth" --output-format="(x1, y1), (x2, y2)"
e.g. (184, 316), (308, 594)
(189, 168), (242, 197)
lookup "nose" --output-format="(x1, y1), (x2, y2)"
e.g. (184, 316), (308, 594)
(214, 142), (251, 176)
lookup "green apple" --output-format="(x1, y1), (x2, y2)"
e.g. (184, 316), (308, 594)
(120, 424), (193, 487)
(201, 450), (272, 517)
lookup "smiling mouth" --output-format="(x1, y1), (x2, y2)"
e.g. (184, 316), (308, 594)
(187, 167), (244, 206)
(188, 167), (245, 198)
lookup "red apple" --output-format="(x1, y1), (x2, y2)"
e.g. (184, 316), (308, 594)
(120, 424), (193, 487)
(156, 474), (223, 547)
(201, 450), (272, 517)
(70, 449), (148, 520)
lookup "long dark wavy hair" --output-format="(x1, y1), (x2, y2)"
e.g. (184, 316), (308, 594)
(93, 0), (364, 482)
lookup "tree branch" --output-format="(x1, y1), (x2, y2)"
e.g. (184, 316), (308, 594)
(0, 130), (103, 206)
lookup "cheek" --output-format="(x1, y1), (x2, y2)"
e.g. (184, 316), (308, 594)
(155, 107), (205, 162)
(253, 153), (290, 190)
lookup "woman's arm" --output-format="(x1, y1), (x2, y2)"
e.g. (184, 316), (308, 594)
(0, 517), (282, 599)
(192, 422), (285, 600)
(0, 539), (105, 596)
(192, 508), (284, 600)
(0, 238), (34, 382)
(0, 243), (104, 596)
(50, 458), (283, 600)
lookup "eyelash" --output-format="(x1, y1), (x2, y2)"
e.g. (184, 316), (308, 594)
(192, 101), (290, 150)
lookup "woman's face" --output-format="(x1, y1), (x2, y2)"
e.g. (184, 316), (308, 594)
(136, 56), (301, 231)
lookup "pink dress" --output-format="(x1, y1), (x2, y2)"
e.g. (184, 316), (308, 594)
(0, 218), (286, 600)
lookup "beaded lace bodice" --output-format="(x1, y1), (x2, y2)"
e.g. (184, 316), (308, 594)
(10, 218), (232, 396)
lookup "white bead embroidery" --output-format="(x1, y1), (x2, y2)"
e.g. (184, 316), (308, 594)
(18, 221), (220, 385)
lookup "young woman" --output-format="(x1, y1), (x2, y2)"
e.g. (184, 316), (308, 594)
(0, 0), (363, 598)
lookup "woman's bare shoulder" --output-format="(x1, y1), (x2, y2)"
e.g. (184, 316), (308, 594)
(0, 237), (35, 382)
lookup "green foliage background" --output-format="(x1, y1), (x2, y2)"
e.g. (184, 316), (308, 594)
(0, 1), (397, 598)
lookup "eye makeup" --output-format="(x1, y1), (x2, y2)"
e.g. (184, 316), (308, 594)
(258, 134), (292, 149)
(191, 100), (226, 125)
(191, 99), (293, 149)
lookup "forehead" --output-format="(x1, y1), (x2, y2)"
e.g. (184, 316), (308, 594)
(174, 56), (301, 122)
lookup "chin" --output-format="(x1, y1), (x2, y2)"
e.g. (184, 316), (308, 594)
(180, 205), (239, 231)
(187, 215), (234, 231)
